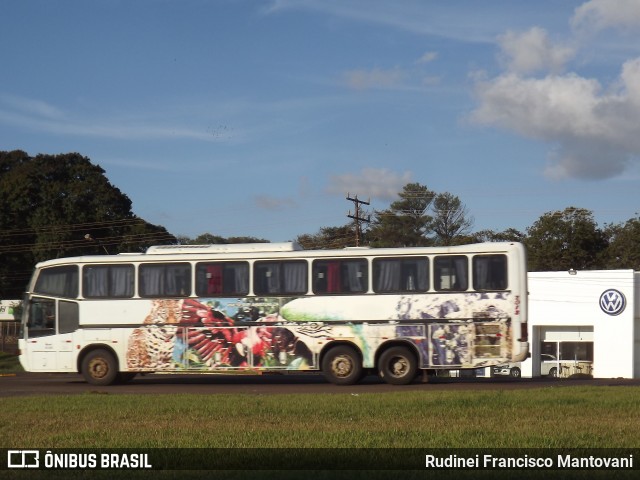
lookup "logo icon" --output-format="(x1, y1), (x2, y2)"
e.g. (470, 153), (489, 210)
(599, 289), (626, 316)
(7, 450), (39, 468)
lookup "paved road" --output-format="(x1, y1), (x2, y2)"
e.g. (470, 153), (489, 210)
(2, 372), (639, 397)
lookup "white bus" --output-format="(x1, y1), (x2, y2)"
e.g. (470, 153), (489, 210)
(18, 242), (529, 386)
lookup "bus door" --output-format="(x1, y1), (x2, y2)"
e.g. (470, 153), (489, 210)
(25, 297), (79, 371)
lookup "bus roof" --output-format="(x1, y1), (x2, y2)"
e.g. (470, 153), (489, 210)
(145, 242), (303, 255)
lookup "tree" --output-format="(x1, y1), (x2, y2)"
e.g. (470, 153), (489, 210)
(601, 218), (640, 269)
(178, 233), (269, 245)
(296, 225), (355, 250)
(524, 207), (607, 271)
(368, 183), (435, 247)
(430, 192), (474, 245)
(466, 228), (525, 244)
(0, 151), (175, 297)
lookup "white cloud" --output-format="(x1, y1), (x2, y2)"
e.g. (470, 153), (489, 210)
(572, 0), (640, 32)
(0, 94), (226, 142)
(497, 27), (574, 74)
(327, 168), (413, 200)
(416, 51), (438, 64)
(470, 57), (640, 179)
(343, 67), (407, 90)
(253, 194), (296, 211)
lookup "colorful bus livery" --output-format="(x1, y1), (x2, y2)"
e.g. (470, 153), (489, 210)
(19, 241), (529, 386)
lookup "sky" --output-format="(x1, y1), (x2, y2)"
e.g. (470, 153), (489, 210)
(2, 0), (640, 243)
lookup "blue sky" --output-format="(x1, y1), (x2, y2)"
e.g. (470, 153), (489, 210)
(2, 0), (640, 242)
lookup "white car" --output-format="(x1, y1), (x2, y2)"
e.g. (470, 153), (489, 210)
(492, 362), (521, 378)
(540, 354), (558, 377)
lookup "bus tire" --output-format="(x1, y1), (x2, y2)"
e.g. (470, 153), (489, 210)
(378, 346), (417, 385)
(510, 367), (521, 378)
(82, 349), (119, 386)
(322, 345), (362, 385)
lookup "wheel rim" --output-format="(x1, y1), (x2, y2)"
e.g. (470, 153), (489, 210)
(89, 358), (109, 380)
(331, 354), (354, 378)
(388, 356), (409, 377)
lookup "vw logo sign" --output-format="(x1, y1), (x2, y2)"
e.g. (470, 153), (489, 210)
(599, 289), (626, 316)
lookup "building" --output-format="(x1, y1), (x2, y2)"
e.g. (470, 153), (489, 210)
(520, 270), (639, 379)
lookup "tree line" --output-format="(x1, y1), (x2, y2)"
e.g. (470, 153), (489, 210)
(296, 183), (640, 273)
(1, 151), (638, 298)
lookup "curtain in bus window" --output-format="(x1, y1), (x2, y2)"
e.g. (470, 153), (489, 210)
(452, 257), (468, 290)
(140, 265), (164, 296)
(84, 266), (108, 297)
(375, 259), (400, 292)
(283, 262), (307, 294)
(474, 255), (507, 290)
(165, 264), (190, 296)
(414, 260), (429, 291)
(111, 265), (134, 297)
(230, 264), (249, 294)
(474, 257), (489, 290)
(35, 266), (78, 298)
(346, 261), (364, 292)
(327, 262), (341, 293)
(263, 264), (281, 294)
(207, 265), (223, 295)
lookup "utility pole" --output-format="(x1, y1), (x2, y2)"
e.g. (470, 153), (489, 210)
(347, 193), (371, 246)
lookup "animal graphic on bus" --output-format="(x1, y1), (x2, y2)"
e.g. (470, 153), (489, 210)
(126, 299), (315, 371)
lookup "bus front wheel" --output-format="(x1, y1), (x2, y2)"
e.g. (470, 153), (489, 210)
(378, 346), (417, 385)
(82, 349), (118, 386)
(322, 346), (362, 385)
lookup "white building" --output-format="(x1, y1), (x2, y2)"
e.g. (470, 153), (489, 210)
(520, 270), (639, 379)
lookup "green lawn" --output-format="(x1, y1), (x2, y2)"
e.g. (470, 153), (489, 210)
(2, 386), (639, 449)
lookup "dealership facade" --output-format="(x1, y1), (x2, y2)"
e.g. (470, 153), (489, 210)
(519, 270), (639, 379)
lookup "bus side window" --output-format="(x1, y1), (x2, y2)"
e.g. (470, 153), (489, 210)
(254, 261), (307, 295)
(34, 266), (79, 299)
(312, 259), (367, 294)
(434, 256), (468, 291)
(195, 262), (249, 296)
(473, 255), (508, 290)
(83, 264), (134, 298)
(373, 257), (428, 293)
(139, 263), (192, 297)
(28, 297), (56, 337)
(59, 300), (79, 334)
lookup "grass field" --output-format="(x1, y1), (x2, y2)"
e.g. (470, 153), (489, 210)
(3, 386), (640, 449)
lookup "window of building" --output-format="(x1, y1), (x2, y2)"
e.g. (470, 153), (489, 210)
(195, 262), (249, 296)
(312, 259), (368, 294)
(373, 257), (428, 293)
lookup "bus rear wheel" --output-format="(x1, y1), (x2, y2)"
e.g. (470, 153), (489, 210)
(322, 345), (362, 385)
(378, 346), (417, 385)
(82, 349), (118, 386)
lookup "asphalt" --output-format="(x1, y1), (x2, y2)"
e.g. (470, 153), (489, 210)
(2, 371), (639, 397)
